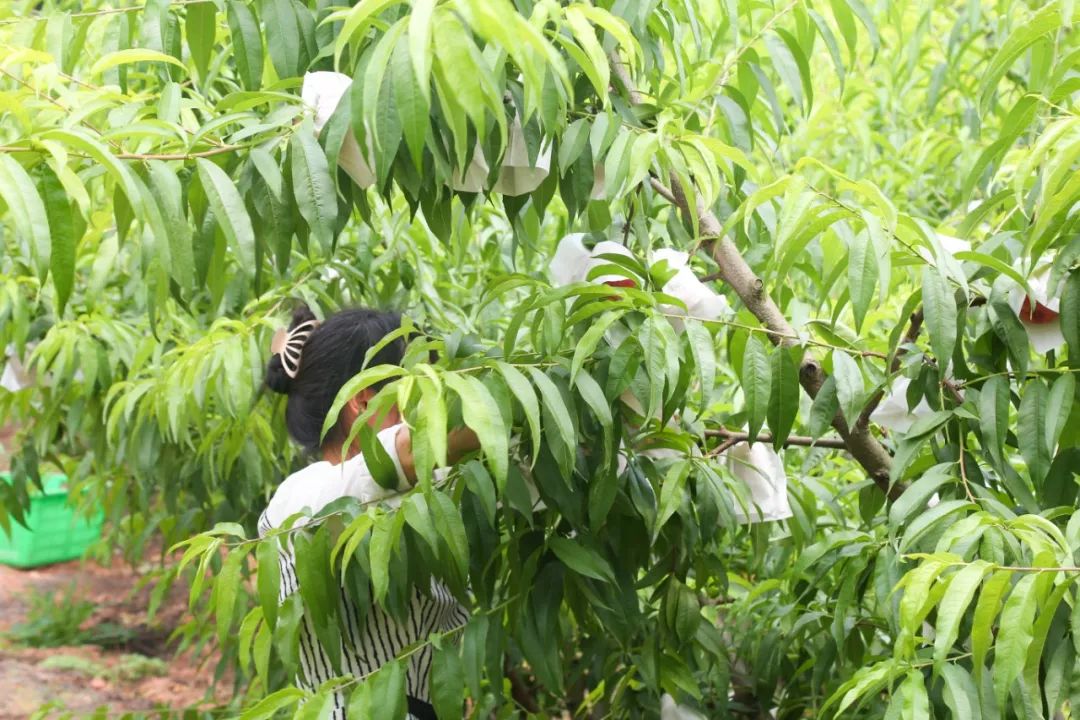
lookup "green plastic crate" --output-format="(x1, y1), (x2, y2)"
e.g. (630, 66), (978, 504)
(0, 472), (104, 568)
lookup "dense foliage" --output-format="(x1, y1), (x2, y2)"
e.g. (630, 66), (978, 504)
(2, 0), (1079, 717)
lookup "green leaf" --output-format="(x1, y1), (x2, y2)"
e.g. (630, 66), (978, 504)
(355, 661), (407, 720)
(0, 155), (51, 281)
(227, 1), (263, 90)
(972, 570), (1012, 681)
(495, 362), (542, 467)
(417, 376), (448, 477)
(921, 267), (957, 373)
(460, 618), (487, 700)
(894, 669), (929, 719)
(954, 251), (1034, 299)
(334, 0), (405, 68)
(196, 157), (257, 273)
(147, 161), (195, 291)
(239, 688), (306, 720)
(392, 35), (428, 171)
(429, 490), (469, 583)
(1046, 373), (1075, 452)
(1026, 575), (1073, 688)
(430, 642), (465, 719)
(840, 0), (880, 56)
(888, 464), (951, 529)
(655, 461), (689, 540)
(564, 6), (610, 99)
(980, 376), (1010, 469)
(462, 460), (496, 526)
(741, 335), (771, 442)
(256, 537), (280, 631)
(333, 513), (373, 574)
(34, 163), (75, 312)
(994, 573), (1038, 709)
(847, 228), (878, 332)
(574, 370), (612, 429)
(90, 48), (188, 76)
(368, 512), (398, 606)
(767, 345), (799, 450)
(294, 691), (333, 720)
(293, 526), (342, 674)
(685, 320), (716, 401)
(408, 0), (435, 103)
(809, 375), (839, 439)
(526, 367), (577, 469)
(250, 148), (283, 202)
(1062, 272), (1080, 360)
(808, 9), (846, 90)
(548, 536), (614, 582)
(934, 561), (992, 670)
(898, 558), (951, 642)
(989, 296), (1029, 377)
(261, 0), (301, 79)
(272, 593), (303, 676)
(940, 664), (981, 720)
(558, 118), (591, 173)
(290, 119), (338, 254)
(979, 3), (1064, 112)
(832, 351), (863, 426)
(898, 499), (972, 553)
(237, 606), (262, 675)
(433, 14), (494, 142)
(215, 547), (244, 645)
(402, 494), (438, 554)
(322, 365), (406, 440)
(186, 1), (216, 81)
(1018, 380), (1050, 486)
(776, 28), (813, 112)
(764, 31), (804, 112)
(359, 422), (400, 491)
(571, 311), (623, 383)
(443, 372), (509, 486)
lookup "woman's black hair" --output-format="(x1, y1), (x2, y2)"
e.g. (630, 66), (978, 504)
(266, 304), (405, 453)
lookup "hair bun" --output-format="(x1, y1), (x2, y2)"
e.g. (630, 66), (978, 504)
(265, 353), (293, 394)
(265, 304), (319, 395)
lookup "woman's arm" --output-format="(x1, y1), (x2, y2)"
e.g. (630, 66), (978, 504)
(393, 425), (480, 486)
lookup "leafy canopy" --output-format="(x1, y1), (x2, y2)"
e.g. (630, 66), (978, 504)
(1, 0), (1079, 717)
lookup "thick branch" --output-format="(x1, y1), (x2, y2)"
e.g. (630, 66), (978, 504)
(614, 59), (898, 499)
(664, 176), (898, 498)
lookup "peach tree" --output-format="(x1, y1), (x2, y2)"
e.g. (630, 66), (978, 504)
(1, 0), (1079, 717)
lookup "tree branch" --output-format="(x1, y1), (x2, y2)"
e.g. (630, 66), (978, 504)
(613, 58), (899, 499)
(0, 144), (245, 161)
(705, 429), (849, 450)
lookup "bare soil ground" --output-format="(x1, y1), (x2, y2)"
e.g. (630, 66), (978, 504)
(0, 553), (229, 719)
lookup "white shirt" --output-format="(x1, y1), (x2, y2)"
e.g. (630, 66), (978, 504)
(258, 424), (467, 719)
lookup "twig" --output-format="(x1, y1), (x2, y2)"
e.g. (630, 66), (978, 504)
(705, 429), (849, 450)
(0, 141), (261, 161)
(0, 67), (115, 146)
(711, 436), (743, 455)
(113, 145), (245, 161)
(649, 176), (678, 204)
(699, 270), (724, 284)
(0, 0), (207, 24)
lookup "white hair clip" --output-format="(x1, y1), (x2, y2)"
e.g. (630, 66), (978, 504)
(270, 319), (319, 379)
